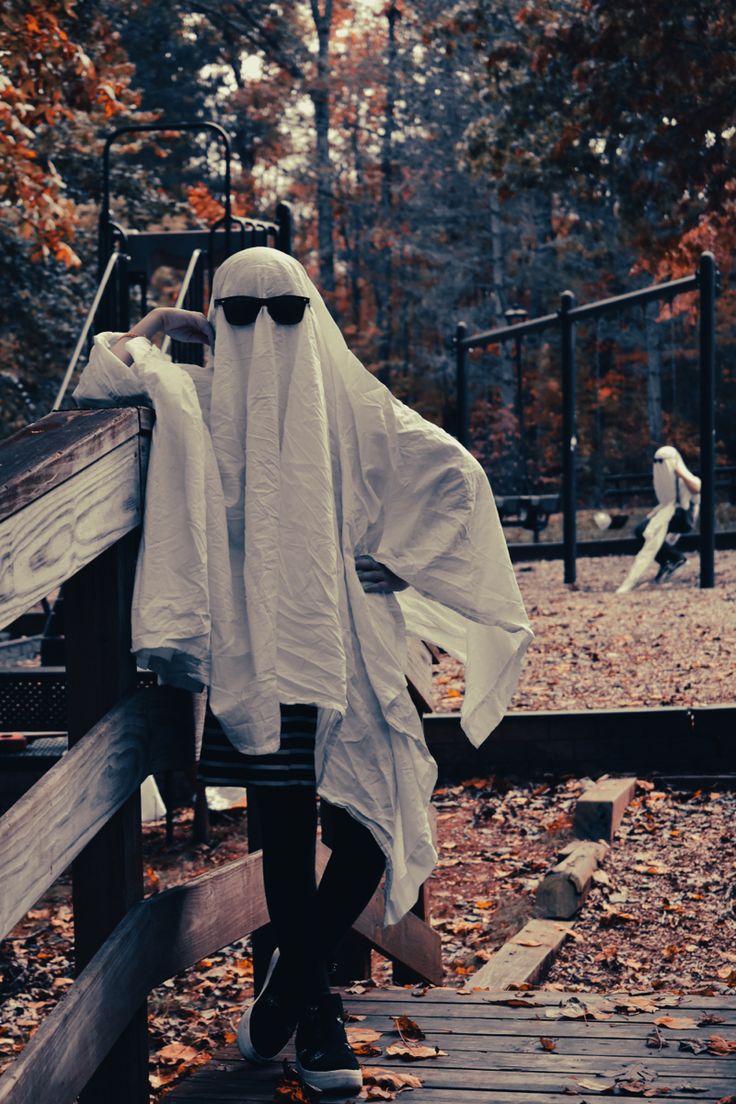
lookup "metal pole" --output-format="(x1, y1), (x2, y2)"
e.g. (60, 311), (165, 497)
(515, 336), (528, 491)
(560, 290), (577, 584)
(455, 322), (468, 447)
(698, 251), (717, 588)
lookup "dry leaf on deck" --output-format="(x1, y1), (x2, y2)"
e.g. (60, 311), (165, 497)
(360, 1066), (423, 1097)
(157, 1043), (200, 1064)
(707, 1035), (736, 1055)
(616, 996), (659, 1014)
(698, 1012), (726, 1026)
(385, 1043), (447, 1061)
(574, 1077), (616, 1092)
(539, 1037), (557, 1051)
(352, 1042), (383, 1057)
(273, 1065), (322, 1103)
(392, 1016), (425, 1042)
(514, 939), (543, 947)
(653, 1016), (699, 1030)
(347, 1027), (383, 1045)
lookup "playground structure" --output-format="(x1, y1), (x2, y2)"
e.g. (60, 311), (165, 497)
(53, 123), (292, 411)
(455, 252), (720, 587)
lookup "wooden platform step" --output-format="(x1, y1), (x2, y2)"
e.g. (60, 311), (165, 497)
(167, 988), (736, 1103)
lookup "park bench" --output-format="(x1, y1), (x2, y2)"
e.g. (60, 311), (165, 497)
(494, 493), (560, 542)
(0, 407), (442, 1104)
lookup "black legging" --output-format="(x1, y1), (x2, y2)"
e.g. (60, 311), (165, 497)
(253, 786), (386, 1003)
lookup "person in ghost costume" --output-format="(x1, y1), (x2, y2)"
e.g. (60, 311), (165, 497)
(616, 445), (701, 594)
(73, 247), (532, 1092)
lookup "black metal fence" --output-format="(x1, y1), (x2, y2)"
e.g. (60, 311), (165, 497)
(454, 252), (719, 588)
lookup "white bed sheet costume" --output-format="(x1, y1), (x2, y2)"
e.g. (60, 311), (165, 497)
(74, 247), (532, 925)
(616, 445), (700, 594)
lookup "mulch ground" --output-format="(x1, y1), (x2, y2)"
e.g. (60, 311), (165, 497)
(435, 550), (736, 713)
(1, 552), (734, 1096)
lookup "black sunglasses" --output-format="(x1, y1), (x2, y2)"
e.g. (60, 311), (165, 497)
(214, 295), (310, 326)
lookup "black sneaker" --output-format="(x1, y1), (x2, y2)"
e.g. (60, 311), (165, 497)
(655, 556), (686, 583)
(294, 993), (362, 1093)
(237, 949), (298, 1064)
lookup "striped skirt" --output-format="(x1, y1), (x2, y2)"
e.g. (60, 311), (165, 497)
(197, 703), (317, 788)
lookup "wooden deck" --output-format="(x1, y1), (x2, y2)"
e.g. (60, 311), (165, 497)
(168, 987), (736, 1102)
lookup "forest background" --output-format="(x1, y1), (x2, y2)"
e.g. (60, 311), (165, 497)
(2, 0), (735, 502)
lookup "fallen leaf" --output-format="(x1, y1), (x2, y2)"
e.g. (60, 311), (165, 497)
(157, 1043), (200, 1064)
(347, 1027), (382, 1045)
(274, 1065), (322, 1102)
(352, 1042), (383, 1057)
(392, 1016), (425, 1042)
(360, 1066), (423, 1097)
(698, 1012), (726, 1026)
(514, 939), (544, 947)
(707, 1035), (736, 1055)
(539, 1037), (557, 1051)
(574, 1077), (616, 1092)
(385, 1044), (447, 1061)
(653, 1016), (699, 1030)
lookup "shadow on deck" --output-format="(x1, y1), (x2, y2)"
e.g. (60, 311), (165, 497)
(168, 987), (736, 1103)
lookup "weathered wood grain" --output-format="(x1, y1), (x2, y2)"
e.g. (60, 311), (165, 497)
(0, 687), (195, 941)
(0, 436), (145, 629)
(469, 919), (573, 989)
(536, 840), (609, 918)
(573, 776), (637, 842)
(0, 408), (145, 523)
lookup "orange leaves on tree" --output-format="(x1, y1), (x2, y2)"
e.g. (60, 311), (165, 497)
(0, 0), (137, 264)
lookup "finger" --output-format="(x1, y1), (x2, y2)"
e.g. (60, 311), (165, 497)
(355, 555), (379, 568)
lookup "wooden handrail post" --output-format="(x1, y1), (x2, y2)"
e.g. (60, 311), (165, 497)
(65, 529), (149, 1104)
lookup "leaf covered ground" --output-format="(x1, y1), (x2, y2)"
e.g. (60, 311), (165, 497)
(435, 550), (736, 713)
(1, 551), (734, 1097)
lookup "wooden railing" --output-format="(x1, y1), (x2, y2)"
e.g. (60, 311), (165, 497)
(0, 409), (441, 1104)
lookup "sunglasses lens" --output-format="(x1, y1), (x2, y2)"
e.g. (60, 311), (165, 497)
(267, 297), (308, 325)
(221, 298), (261, 326)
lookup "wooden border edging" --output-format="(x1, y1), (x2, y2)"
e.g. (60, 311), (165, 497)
(0, 687), (194, 941)
(573, 777), (637, 843)
(423, 705), (736, 778)
(535, 840), (609, 919)
(507, 529), (736, 562)
(468, 919), (573, 989)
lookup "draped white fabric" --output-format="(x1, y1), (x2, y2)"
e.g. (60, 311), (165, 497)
(616, 445), (699, 594)
(74, 247), (532, 923)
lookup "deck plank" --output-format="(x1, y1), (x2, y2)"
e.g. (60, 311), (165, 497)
(166, 989), (736, 1103)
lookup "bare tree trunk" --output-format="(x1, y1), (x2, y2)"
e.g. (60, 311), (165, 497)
(490, 190), (517, 489)
(645, 301), (663, 446)
(373, 2), (399, 385)
(309, 0), (335, 293)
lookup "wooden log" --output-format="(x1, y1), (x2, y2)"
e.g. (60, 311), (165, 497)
(0, 436), (145, 629)
(536, 840), (609, 919)
(468, 918), (572, 989)
(573, 776), (637, 843)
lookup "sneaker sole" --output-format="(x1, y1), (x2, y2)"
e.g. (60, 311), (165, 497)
(237, 949), (289, 1064)
(294, 1058), (363, 1093)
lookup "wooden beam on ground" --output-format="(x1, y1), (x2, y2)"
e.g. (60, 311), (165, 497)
(573, 776), (637, 843)
(0, 686), (195, 942)
(468, 919), (572, 990)
(535, 840), (609, 919)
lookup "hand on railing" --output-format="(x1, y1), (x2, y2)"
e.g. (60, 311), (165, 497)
(111, 308), (214, 365)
